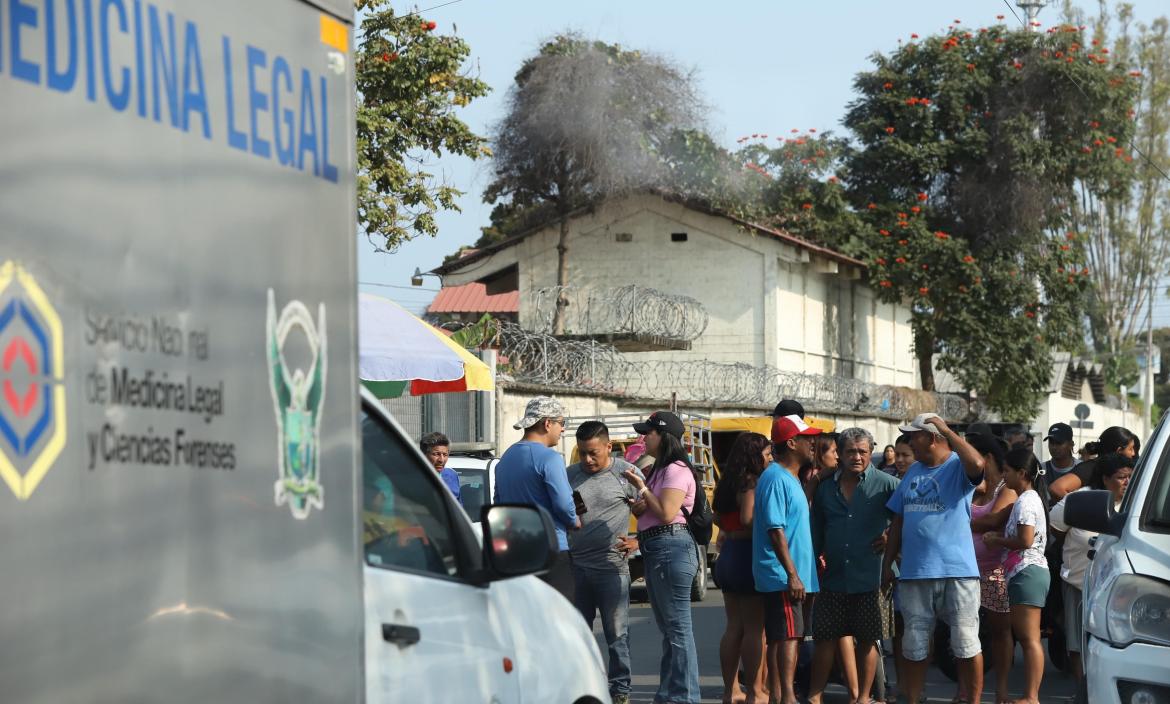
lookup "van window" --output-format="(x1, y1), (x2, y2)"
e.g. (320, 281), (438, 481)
(361, 410), (459, 577)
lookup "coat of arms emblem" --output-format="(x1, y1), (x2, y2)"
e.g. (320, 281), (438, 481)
(266, 290), (326, 519)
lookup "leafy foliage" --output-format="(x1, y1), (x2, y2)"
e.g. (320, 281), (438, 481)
(356, 1), (490, 252)
(843, 19), (1139, 419)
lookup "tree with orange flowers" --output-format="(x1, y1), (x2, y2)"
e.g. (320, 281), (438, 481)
(844, 18), (1139, 420)
(357, 1), (491, 253)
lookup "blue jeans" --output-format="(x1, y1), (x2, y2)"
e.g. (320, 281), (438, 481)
(573, 567), (632, 696)
(642, 530), (700, 704)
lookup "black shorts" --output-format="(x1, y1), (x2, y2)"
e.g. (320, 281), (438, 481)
(762, 589), (804, 643)
(811, 589), (893, 642)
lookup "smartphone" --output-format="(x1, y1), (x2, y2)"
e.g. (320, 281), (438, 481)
(572, 489), (588, 515)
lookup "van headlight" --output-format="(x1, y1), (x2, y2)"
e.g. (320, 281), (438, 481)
(1102, 575), (1170, 648)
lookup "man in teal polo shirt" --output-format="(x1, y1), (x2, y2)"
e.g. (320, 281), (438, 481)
(806, 427), (899, 704)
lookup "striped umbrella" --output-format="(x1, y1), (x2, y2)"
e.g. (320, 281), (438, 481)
(358, 293), (494, 398)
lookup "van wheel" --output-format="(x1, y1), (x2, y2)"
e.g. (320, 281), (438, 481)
(691, 550), (708, 601)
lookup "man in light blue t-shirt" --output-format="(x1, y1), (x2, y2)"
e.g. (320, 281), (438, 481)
(882, 413), (985, 704)
(754, 414), (820, 704)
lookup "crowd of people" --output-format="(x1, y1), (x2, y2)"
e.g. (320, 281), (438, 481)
(452, 394), (1140, 704)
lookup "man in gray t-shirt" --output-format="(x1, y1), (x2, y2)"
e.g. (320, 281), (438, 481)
(566, 421), (642, 704)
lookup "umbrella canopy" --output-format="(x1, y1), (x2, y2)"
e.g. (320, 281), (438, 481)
(358, 293), (494, 398)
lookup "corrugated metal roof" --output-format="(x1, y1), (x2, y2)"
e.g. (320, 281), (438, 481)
(427, 283), (519, 314)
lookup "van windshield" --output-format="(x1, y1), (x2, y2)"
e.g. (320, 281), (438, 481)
(1139, 415), (1170, 531)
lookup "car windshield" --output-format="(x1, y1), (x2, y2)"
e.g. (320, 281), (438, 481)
(454, 467), (490, 522)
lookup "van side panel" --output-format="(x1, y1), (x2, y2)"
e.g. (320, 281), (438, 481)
(0, 0), (359, 701)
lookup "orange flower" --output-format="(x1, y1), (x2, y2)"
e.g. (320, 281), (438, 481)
(876, 258), (887, 265)
(1090, 120), (1100, 128)
(911, 206), (921, 214)
(1106, 136), (1117, 143)
(883, 82), (894, 90)
(963, 255), (975, 263)
(897, 212), (907, 218)
(996, 14), (1004, 19)
(1060, 244), (1070, 250)
(885, 126), (895, 134)
(879, 229), (890, 236)
(1066, 231), (1076, 240)
(828, 176), (839, 184)
(880, 280), (893, 288)
(1082, 146), (1093, 153)
(935, 231), (949, 239)
(1025, 311), (1036, 318)
(898, 239), (909, 246)
(967, 63), (976, 71)
(921, 264), (929, 270)
(916, 192), (928, 202)
(1094, 139), (1104, 147)
(895, 257), (907, 264)
(802, 203), (813, 210)
(918, 287), (929, 295)
(911, 33), (919, 39)
(868, 203), (878, 210)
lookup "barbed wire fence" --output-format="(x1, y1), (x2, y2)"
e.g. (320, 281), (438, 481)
(525, 285), (709, 341)
(491, 320), (968, 420)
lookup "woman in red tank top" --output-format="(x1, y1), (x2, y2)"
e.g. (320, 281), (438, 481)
(712, 432), (772, 704)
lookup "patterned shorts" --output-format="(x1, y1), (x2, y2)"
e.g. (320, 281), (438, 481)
(980, 567), (1010, 614)
(810, 589), (894, 642)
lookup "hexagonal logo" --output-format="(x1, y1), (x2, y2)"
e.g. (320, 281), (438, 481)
(0, 262), (66, 500)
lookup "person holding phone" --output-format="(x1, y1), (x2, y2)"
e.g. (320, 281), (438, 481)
(566, 421), (644, 704)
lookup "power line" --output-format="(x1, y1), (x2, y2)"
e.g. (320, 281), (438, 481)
(398, 0), (466, 21)
(359, 281), (439, 292)
(1000, 0), (1170, 185)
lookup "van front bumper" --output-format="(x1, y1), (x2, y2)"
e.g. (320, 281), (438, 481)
(1086, 635), (1170, 704)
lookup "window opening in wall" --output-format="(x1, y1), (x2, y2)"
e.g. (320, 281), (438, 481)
(671, 232), (688, 242)
(615, 232), (633, 243)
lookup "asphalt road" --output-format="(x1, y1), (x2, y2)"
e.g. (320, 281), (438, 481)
(591, 584), (1078, 704)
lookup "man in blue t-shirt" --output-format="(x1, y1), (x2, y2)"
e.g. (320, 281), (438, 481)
(754, 414), (820, 704)
(494, 396), (580, 601)
(882, 413), (985, 704)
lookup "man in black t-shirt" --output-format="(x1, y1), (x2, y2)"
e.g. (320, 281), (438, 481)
(1038, 423), (1077, 507)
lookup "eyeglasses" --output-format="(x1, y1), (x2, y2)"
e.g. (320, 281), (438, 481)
(551, 418), (567, 427)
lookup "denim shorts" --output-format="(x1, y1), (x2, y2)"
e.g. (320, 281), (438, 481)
(899, 578), (981, 661)
(1008, 565), (1050, 608)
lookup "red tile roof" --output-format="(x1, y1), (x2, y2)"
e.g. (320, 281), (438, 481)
(427, 282), (519, 314)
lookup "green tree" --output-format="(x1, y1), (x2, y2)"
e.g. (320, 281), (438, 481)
(844, 19), (1138, 420)
(356, 1), (490, 253)
(1065, 3), (1170, 373)
(484, 34), (704, 332)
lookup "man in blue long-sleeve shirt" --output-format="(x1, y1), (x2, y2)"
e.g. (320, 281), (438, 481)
(494, 396), (580, 601)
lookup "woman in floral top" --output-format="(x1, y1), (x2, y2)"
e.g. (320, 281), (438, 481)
(983, 449), (1050, 704)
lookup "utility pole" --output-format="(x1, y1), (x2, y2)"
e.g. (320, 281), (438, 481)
(1016, 0), (1048, 30)
(1146, 287), (1155, 438)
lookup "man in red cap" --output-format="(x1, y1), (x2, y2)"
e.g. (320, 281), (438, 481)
(753, 414), (821, 704)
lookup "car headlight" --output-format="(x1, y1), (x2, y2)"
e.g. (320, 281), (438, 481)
(1103, 574), (1170, 648)
(1086, 542), (1130, 640)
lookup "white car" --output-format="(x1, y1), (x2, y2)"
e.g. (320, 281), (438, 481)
(1063, 414), (1170, 704)
(447, 447), (500, 522)
(360, 391), (610, 704)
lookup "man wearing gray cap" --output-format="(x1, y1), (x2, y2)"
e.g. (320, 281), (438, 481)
(881, 413), (986, 704)
(494, 396), (581, 600)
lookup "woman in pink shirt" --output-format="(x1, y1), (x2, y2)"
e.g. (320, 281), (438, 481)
(966, 433), (1017, 704)
(623, 411), (701, 704)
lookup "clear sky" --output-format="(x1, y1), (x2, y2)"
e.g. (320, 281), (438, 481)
(357, 0), (1170, 322)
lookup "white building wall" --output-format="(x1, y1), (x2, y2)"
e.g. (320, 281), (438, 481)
(449, 193), (921, 399)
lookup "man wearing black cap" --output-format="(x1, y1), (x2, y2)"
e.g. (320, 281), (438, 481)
(771, 399), (806, 419)
(1043, 423), (1077, 479)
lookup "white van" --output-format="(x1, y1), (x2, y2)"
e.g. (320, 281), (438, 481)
(1063, 416), (1170, 704)
(361, 390), (611, 704)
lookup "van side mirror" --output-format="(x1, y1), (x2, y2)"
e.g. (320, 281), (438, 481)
(1063, 490), (1123, 537)
(479, 504), (557, 579)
